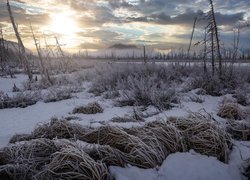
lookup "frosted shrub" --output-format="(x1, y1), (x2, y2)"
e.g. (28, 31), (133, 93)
(88, 63), (179, 109)
(117, 74), (177, 109)
(189, 67), (249, 96)
(88, 63), (183, 95)
(43, 87), (73, 103)
(0, 91), (41, 109)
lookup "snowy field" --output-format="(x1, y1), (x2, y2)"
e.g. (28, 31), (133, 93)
(0, 63), (249, 180)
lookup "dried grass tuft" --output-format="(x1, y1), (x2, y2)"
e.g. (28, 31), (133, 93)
(245, 160), (250, 180)
(3, 113), (234, 177)
(144, 121), (185, 153)
(0, 150), (10, 166)
(9, 134), (32, 144)
(87, 145), (129, 167)
(9, 118), (89, 143)
(73, 102), (103, 114)
(32, 118), (88, 140)
(82, 126), (135, 153)
(36, 144), (109, 180)
(82, 126), (166, 168)
(0, 138), (58, 179)
(168, 114), (232, 162)
(226, 120), (250, 141)
(218, 103), (247, 120)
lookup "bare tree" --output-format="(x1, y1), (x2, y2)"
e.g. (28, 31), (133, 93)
(203, 27), (207, 72)
(29, 21), (52, 84)
(0, 26), (5, 73)
(143, 45), (146, 64)
(7, 0), (33, 80)
(207, 0), (222, 77)
(187, 17), (197, 66)
(54, 36), (70, 72)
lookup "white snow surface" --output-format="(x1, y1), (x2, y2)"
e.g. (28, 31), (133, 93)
(110, 150), (244, 180)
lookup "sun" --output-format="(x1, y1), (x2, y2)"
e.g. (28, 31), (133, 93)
(43, 11), (81, 48)
(48, 11), (79, 36)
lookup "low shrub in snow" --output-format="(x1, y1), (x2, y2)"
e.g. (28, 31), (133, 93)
(22, 74), (82, 91)
(22, 77), (55, 91)
(43, 88), (73, 103)
(117, 74), (178, 110)
(233, 87), (250, 106)
(87, 64), (185, 109)
(188, 67), (250, 96)
(0, 91), (40, 109)
(72, 102), (103, 114)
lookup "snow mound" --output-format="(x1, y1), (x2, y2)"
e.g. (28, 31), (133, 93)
(110, 151), (243, 180)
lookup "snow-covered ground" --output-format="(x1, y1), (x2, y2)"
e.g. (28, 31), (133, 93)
(0, 73), (249, 180)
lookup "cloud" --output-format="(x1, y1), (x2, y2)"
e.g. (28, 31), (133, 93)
(0, 0), (249, 51)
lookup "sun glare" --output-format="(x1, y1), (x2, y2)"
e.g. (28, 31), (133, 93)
(43, 11), (81, 48)
(48, 12), (79, 36)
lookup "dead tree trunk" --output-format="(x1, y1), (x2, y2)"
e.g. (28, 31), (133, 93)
(208, 0), (222, 77)
(29, 21), (52, 84)
(188, 17), (197, 66)
(0, 27), (5, 73)
(55, 36), (68, 72)
(203, 27), (207, 72)
(234, 28), (240, 61)
(143, 45), (146, 64)
(7, 0), (32, 81)
(211, 25), (215, 76)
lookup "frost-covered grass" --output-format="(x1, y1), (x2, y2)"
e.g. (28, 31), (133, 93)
(1, 114), (232, 179)
(0, 62), (250, 179)
(0, 91), (40, 109)
(86, 63), (250, 110)
(72, 102), (103, 114)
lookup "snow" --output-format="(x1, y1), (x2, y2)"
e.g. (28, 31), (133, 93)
(0, 77), (135, 148)
(110, 151), (243, 180)
(0, 73), (250, 180)
(0, 74), (27, 93)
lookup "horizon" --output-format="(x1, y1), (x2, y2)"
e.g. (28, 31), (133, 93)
(0, 0), (249, 53)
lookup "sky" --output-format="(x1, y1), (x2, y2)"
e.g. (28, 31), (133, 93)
(0, 0), (249, 53)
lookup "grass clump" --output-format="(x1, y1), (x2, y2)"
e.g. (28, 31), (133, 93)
(5, 113), (233, 176)
(168, 114), (232, 162)
(245, 160), (250, 180)
(36, 144), (109, 180)
(226, 120), (250, 141)
(87, 145), (130, 167)
(43, 88), (73, 103)
(233, 89), (249, 106)
(73, 102), (103, 114)
(0, 139), (59, 179)
(9, 118), (88, 143)
(82, 125), (165, 168)
(1, 139), (110, 180)
(217, 103), (248, 120)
